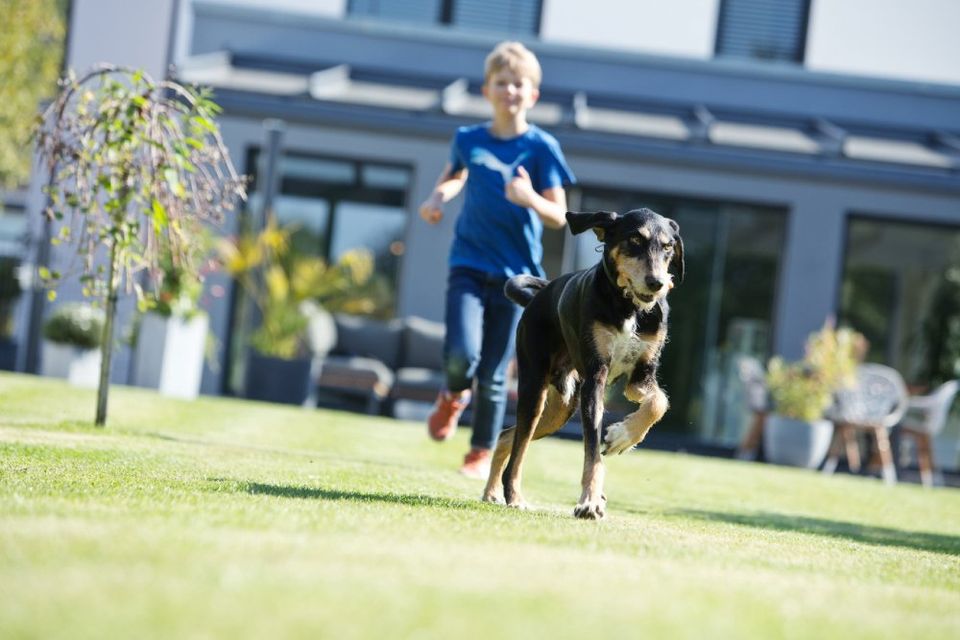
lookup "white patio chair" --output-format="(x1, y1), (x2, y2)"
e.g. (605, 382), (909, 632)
(897, 380), (959, 487)
(823, 363), (909, 485)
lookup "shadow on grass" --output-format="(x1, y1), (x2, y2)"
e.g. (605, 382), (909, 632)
(674, 508), (960, 556)
(235, 481), (483, 511)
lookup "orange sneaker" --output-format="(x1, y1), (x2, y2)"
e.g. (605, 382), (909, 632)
(459, 448), (491, 479)
(427, 390), (471, 441)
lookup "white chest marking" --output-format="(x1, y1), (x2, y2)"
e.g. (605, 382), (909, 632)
(600, 316), (652, 380)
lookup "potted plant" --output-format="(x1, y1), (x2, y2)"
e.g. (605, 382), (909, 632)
(40, 302), (105, 388)
(218, 218), (377, 405)
(130, 230), (213, 399)
(0, 257), (23, 370)
(764, 321), (865, 468)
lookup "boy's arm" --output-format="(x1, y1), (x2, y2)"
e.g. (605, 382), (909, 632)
(505, 166), (568, 229)
(419, 163), (467, 225)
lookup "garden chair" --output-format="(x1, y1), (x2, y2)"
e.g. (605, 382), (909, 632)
(896, 379), (959, 487)
(822, 363), (909, 485)
(734, 356), (770, 460)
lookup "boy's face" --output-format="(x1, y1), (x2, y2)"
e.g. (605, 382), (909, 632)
(482, 68), (539, 118)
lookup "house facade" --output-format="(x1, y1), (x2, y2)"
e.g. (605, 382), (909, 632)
(7, 0), (960, 459)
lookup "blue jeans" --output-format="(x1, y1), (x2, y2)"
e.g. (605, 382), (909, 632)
(443, 267), (523, 450)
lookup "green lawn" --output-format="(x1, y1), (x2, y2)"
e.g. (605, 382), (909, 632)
(1, 372), (958, 639)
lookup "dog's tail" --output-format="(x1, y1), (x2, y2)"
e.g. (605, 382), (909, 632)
(504, 274), (548, 307)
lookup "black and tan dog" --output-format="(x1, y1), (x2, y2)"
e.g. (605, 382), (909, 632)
(482, 209), (684, 520)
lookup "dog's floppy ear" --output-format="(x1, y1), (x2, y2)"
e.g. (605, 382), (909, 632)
(667, 218), (684, 284)
(566, 211), (618, 241)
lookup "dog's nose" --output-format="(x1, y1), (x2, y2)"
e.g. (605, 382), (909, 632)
(645, 275), (664, 291)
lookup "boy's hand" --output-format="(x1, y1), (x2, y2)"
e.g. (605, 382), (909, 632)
(419, 192), (444, 224)
(505, 166), (536, 208)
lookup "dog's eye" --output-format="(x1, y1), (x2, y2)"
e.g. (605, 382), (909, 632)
(629, 236), (644, 246)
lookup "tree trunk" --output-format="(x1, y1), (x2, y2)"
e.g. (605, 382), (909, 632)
(94, 238), (120, 427)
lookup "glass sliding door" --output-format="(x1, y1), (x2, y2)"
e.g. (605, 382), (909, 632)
(841, 216), (960, 385)
(840, 215), (960, 469)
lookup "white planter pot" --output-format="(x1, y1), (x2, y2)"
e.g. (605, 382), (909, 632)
(131, 312), (208, 399)
(763, 414), (834, 469)
(41, 341), (102, 388)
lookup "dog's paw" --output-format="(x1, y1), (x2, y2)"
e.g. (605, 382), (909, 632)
(505, 497), (531, 510)
(602, 421), (636, 456)
(573, 500), (606, 520)
(481, 490), (504, 505)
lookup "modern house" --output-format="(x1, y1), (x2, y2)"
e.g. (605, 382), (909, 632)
(5, 0), (960, 462)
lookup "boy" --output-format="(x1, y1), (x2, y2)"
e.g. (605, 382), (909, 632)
(419, 41), (575, 478)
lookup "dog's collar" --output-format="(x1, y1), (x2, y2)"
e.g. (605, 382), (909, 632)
(601, 254), (619, 288)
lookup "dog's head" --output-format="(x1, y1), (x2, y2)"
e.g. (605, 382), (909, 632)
(567, 208), (684, 310)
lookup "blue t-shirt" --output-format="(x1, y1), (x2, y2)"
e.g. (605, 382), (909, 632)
(448, 123), (575, 278)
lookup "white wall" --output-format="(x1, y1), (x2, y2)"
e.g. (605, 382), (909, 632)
(806, 0), (960, 86)
(540, 0), (720, 59)
(69, 0), (175, 78)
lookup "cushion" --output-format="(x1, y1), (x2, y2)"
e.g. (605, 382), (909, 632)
(392, 366), (444, 403)
(401, 315), (445, 371)
(316, 355), (395, 399)
(332, 314), (404, 369)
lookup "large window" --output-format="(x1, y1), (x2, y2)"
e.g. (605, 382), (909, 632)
(348, 0), (542, 36)
(840, 216), (960, 387)
(715, 0), (811, 64)
(244, 150), (410, 313)
(575, 188), (788, 444)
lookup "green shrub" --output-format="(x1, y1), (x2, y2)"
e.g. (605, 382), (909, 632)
(42, 303), (105, 349)
(766, 321), (866, 421)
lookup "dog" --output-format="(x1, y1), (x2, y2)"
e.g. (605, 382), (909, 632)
(482, 208), (684, 520)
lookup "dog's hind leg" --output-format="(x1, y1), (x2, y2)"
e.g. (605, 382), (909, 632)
(603, 385), (669, 456)
(502, 378), (550, 510)
(482, 376), (579, 504)
(482, 427), (514, 504)
(575, 364), (609, 520)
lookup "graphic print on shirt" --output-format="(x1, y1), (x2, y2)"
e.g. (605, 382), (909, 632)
(470, 148), (529, 184)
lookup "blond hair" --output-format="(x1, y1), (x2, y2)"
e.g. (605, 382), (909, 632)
(484, 41), (542, 87)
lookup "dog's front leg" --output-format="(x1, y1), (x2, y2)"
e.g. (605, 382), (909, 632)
(603, 385), (669, 455)
(574, 364), (608, 520)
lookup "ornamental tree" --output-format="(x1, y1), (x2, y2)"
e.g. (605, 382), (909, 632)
(34, 65), (246, 425)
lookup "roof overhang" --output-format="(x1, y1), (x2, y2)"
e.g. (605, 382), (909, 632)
(174, 51), (960, 192)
